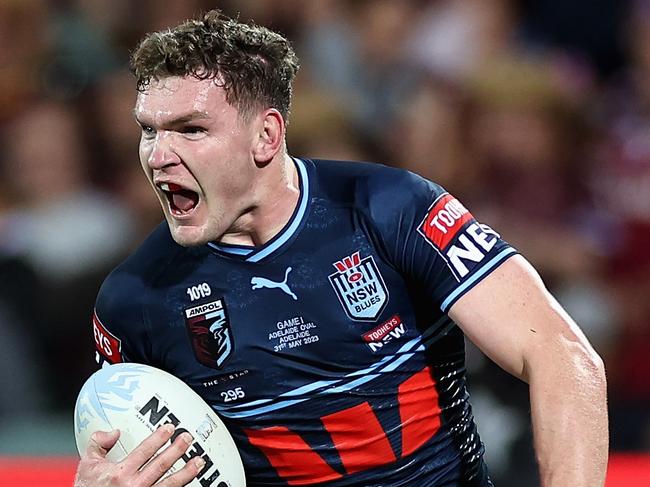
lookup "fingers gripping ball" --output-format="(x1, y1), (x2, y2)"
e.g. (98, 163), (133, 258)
(74, 363), (245, 486)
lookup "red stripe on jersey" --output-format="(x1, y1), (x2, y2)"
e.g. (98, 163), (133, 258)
(398, 366), (442, 456)
(245, 426), (342, 485)
(419, 194), (473, 250)
(321, 401), (397, 474)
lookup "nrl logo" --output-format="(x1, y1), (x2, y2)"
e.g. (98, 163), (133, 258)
(328, 251), (388, 321)
(184, 299), (233, 369)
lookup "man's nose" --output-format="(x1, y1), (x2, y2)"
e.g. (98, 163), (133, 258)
(147, 131), (180, 169)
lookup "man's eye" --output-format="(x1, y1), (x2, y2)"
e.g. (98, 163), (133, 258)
(182, 126), (206, 135)
(141, 125), (156, 138)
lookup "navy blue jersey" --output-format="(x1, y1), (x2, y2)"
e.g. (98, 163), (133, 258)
(91, 158), (515, 486)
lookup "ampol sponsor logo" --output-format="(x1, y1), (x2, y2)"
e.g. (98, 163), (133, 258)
(185, 299), (234, 369)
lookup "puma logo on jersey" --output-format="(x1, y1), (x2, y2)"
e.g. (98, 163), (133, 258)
(251, 267), (297, 300)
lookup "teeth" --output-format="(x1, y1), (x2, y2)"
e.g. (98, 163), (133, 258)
(158, 182), (186, 192)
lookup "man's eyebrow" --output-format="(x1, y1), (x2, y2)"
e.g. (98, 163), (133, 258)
(133, 110), (211, 126)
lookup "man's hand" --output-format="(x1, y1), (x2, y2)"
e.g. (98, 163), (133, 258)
(74, 424), (205, 487)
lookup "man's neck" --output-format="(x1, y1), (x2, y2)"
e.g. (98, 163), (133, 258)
(219, 153), (300, 247)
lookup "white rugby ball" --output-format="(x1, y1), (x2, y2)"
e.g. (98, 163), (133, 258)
(74, 363), (246, 487)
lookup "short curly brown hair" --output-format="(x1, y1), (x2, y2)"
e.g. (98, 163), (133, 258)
(130, 9), (300, 120)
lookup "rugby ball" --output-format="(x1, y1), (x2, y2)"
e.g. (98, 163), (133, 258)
(74, 363), (246, 487)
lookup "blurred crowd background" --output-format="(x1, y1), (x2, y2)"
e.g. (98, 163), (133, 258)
(0, 0), (648, 484)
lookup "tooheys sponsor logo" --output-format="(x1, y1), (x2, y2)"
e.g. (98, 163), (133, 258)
(362, 315), (406, 352)
(418, 194), (473, 249)
(138, 396), (227, 487)
(417, 193), (500, 279)
(92, 311), (123, 364)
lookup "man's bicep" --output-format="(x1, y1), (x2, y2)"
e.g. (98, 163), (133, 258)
(447, 254), (590, 382)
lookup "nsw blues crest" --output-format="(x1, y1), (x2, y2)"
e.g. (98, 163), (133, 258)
(185, 299), (233, 369)
(328, 251), (388, 321)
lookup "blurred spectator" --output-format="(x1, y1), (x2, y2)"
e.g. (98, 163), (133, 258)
(137, 0), (220, 33)
(406, 0), (520, 81)
(385, 78), (472, 190)
(0, 0), (49, 121)
(299, 1), (360, 103)
(519, 0), (627, 77)
(300, 0), (421, 141)
(464, 56), (605, 283)
(594, 0), (650, 451)
(222, 0), (307, 39)
(288, 81), (370, 161)
(86, 69), (140, 169)
(41, 0), (120, 99)
(465, 55), (619, 345)
(1, 100), (134, 284)
(0, 101), (137, 410)
(83, 68), (163, 247)
(0, 256), (46, 421)
(111, 162), (164, 250)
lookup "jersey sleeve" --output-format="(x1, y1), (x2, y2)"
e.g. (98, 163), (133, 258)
(92, 267), (151, 366)
(365, 169), (517, 313)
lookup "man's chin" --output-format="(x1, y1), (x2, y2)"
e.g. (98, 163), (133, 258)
(168, 224), (211, 248)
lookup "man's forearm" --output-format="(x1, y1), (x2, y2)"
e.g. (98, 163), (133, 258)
(528, 338), (608, 486)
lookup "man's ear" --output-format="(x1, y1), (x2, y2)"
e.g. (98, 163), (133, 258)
(253, 109), (285, 165)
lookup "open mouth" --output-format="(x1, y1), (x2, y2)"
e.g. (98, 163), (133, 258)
(158, 182), (200, 216)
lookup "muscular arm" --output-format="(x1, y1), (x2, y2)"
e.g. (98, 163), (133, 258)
(449, 255), (608, 487)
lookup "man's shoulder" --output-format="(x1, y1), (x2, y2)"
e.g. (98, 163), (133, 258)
(309, 158), (440, 205)
(309, 158), (443, 217)
(92, 223), (185, 360)
(99, 222), (185, 301)
(310, 157), (421, 186)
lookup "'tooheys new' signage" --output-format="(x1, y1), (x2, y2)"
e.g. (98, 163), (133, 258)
(417, 193), (500, 280)
(92, 311), (123, 364)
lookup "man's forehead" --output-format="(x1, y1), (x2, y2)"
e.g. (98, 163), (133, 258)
(134, 76), (227, 120)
